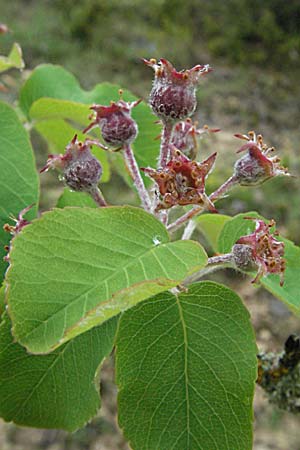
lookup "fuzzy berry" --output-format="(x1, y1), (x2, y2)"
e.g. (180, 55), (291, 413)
(143, 58), (212, 123)
(232, 218), (285, 285)
(172, 118), (220, 159)
(41, 135), (102, 193)
(234, 131), (290, 186)
(83, 94), (141, 148)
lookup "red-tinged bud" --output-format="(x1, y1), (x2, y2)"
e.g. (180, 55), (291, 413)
(142, 146), (217, 211)
(83, 93), (141, 148)
(232, 218), (285, 285)
(3, 204), (33, 237)
(3, 205), (34, 261)
(143, 58), (212, 123)
(41, 135), (102, 193)
(234, 131), (290, 186)
(0, 24), (9, 34)
(172, 118), (220, 158)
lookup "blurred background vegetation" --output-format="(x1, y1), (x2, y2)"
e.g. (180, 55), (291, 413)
(1, 1), (300, 449)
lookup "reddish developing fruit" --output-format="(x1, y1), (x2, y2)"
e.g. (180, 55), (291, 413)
(143, 58), (212, 123)
(83, 94), (141, 149)
(142, 146), (217, 211)
(234, 131), (290, 186)
(41, 135), (103, 193)
(232, 218), (285, 285)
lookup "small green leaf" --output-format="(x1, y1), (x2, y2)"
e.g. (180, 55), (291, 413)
(30, 98), (90, 124)
(0, 284), (5, 316)
(57, 188), (97, 208)
(217, 211), (260, 254)
(20, 65), (160, 187)
(116, 281), (257, 450)
(0, 101), (39, 282)
(261, 239), (300, 314)
(7, 206), (207, 354)
(195, 213), (230, 251)
(218, 212), (300, 313)
(0, 313), (117, 431)
(0, 43), (24, 73)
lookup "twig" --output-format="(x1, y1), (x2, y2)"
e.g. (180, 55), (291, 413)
(209, 175), (238, 203)
(159, 122), (174, 168)
(181, 219), (197, 240)
(167, 206), (203, 233)
(90, 187), (107, 207)
(183, 253), (233, 285)
(168, 175), (238, 233)
(123, 143), (152, 212)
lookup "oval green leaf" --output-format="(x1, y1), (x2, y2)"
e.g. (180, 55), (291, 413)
(0, 313), (117, 431)
(6, 206), (207, 354)
(57, 188), (98, 209)
(195, 213), (231, 251)
(0, 284), (5, 317)
(116, 281), (257, 450)
(0, 43), (24, 73)
(0, 101), (39, 283)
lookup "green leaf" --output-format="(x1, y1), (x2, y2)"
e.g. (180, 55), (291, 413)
(262, 239), (300, 314)
(57, 188), (98, 208)
(20, 65), (160, 187)
(195, 213), (230, 251)
(7, 206), (207, 354)
(0, 313), (117, 431)
(0, 101), (39, 283)
(0, 284), (5, 317)
(116, 281), (257, 450)
(217, 211), (260, 254)
(218, 212), (300, 314)
(0, 43), (24, 73)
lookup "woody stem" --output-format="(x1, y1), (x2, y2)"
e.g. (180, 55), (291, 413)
(159, 122), (174, 169)
(209, 175), (238, 203)
(183, 253), (233, 285)
(123, 143), (152, 212)
(167, 206), (204, 233)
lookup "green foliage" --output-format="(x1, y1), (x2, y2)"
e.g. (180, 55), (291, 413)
(0, 284), (5, 316)
(6, 206), (207, 353)
(116, 282), (257, 450)
(57, 188), (98, 208)
(0, 43), (24, 73)
(0, 313), (117, 431)
(218, 212), (300, 314)
(195, 213), (230, 252)
(0, 101), (39, 283)
(217, 212), (261, 254)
